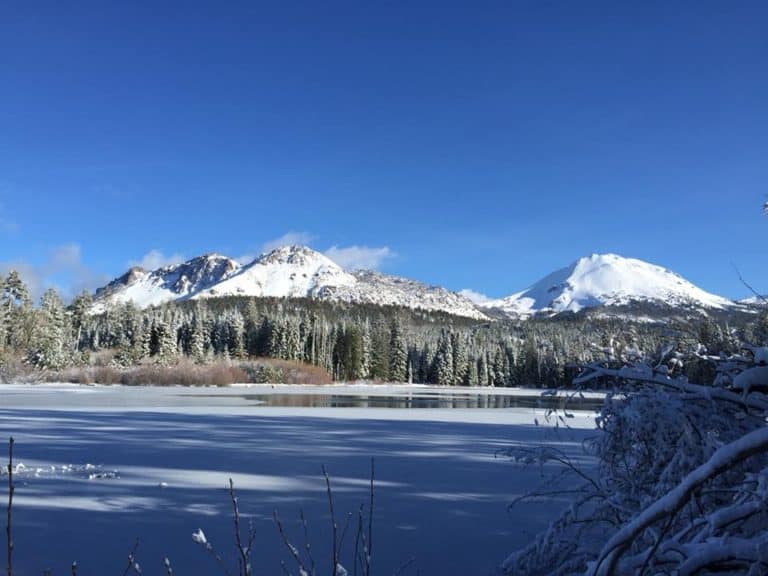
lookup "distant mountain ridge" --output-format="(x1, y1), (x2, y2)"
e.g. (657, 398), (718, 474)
(92, 246), (488, 319)
(93, 248), (747, 320)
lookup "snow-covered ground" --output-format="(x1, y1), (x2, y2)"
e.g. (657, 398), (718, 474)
(0, 384), (598, 575)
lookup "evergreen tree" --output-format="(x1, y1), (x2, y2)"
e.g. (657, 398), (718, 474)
(389, 319), (408, 383)
(434, 331), (454, 386)
(360, 320), (372, 379)
(151, 318), (177, 364)
(28, 288), (68, 369)
(189, 315), (206, 364)
(70, 290), (93, 353)
(2, 270), (34, 351)
(227, 310), (246, 359)
(452, 332), (469, 386)
(478, 353), (489, 387)
(370, 322), (390, 381)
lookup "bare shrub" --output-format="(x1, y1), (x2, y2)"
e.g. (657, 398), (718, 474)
(45, 366), (122, 385)
(90, 349), (118, 368)
(46, 357), (331, 387)
(0, 354), (39, 384)
(119, 361), (248, 387)
(93, 366), (123, 385)
(247, 358), (332, 385)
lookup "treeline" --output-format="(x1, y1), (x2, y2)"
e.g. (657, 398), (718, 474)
(1, 270), (766, 386)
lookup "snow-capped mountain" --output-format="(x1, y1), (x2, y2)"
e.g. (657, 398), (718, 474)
(93, 254), (241, 312)
(93, 249), (739, 321)
(93, 246), (488, 319)
(481, 253), (735, 318)
(194, 246), (357, 299)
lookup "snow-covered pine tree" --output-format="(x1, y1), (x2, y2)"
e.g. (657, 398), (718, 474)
(28, 288), (68, 370)
(151, 317), (177, 364)
(370, 320), (390, 381)
(452, 331), (469, 386)
(227, 309), (246, 359)
(189, 314), (206, 364)
(434, 331), (454, 386)
(360, 320), (372, 379)
(2, 270), (34, 352)
(478, 352), (489, 387)
(389, 319), (408, 383)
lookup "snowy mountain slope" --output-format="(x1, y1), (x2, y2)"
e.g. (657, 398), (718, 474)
(92, 254), (241, 312)
(93, 250), (738, 321)
(94, 246), (488, 320)
(739, 295), (768, 307)
(481, 253), (735, 317)
(193, 245), (357, 299)
(320, 270), (486, 319)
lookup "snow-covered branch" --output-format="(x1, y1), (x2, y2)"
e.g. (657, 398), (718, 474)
(501, 343), (768, 576)
(590, 427), (768, 576)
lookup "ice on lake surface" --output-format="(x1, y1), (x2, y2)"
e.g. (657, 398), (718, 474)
(0, 384), (599, 575)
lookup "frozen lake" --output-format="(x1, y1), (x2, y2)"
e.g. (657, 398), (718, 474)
(0, 384), (599, 575)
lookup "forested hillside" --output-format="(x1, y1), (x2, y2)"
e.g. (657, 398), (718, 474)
(1, 270), (766, 386)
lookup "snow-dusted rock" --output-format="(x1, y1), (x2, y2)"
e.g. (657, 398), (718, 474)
(92, 253), (241, 312)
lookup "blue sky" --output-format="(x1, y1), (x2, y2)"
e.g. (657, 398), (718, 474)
(1, 1), (766, 301)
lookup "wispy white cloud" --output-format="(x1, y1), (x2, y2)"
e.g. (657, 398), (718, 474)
(129, 249), (185, 271)
(0, 243), (110, 302)
(458, 288), (493, 305)
(323, 245), (396, 271)
(49, 243), (82, 269)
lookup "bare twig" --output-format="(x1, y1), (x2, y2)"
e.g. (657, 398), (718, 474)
(300, 509), (316, 576)
(228, 478), (252, 576)
(163, 557), (172, 576)
(274, 510), (310, 576)
(733, 263), (767, 304)
(121, 539), (141, 576)
(353, 505), (364, 576)
(337, 512), (353, 562)
(367, 458), (374, 576)
(392, 557), (415, 576)
(193, 529), (232, 576)
(6, 437), (14, 576)
(360, 504), (371, 576)
(71, 560), (78, 576)
(322, 466), (338, 576)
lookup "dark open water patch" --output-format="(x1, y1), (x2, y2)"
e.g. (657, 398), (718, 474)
(189, 391), (604, 411)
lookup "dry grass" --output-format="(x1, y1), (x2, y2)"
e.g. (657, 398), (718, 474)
(261, 358), (332, 385)
(48, 358), (332, 386)
(0, 354), (40, 384)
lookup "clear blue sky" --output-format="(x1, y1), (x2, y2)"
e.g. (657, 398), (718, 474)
(1, 1), (766, 300)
